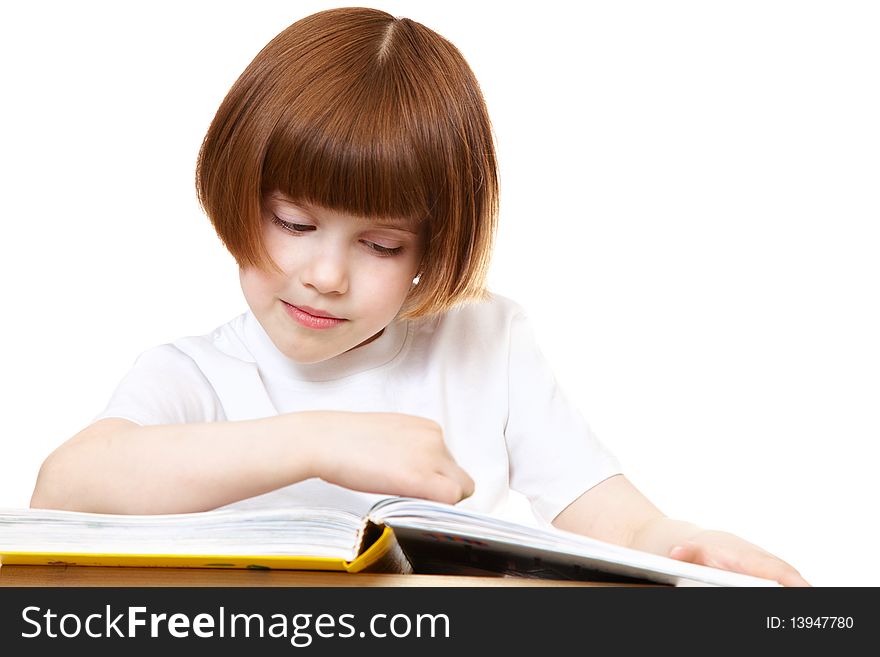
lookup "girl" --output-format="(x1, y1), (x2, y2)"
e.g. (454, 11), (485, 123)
(31, 7), (807, 586)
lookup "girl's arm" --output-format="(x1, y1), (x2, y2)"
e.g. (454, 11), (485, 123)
(552, 474), (809, 586)
(31, 412), (473, 514)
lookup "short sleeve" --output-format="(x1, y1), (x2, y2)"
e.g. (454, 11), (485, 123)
(505, 311), (622, 524)
(92, 344), (226, 426)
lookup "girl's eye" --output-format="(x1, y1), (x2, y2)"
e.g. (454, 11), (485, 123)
(271, 216), (315, 233)
(271, 215), (402, 256)
(363, 241), (403, 256)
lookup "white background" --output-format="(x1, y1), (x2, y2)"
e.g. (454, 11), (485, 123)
(1, 1), (877, 586)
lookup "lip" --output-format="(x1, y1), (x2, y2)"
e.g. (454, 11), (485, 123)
(282, 301), (347, 330)
(293, 304), (342, 319)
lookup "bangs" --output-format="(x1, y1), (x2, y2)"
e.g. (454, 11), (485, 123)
(261, 68), (434, 225)
(257, 18), (468, 228)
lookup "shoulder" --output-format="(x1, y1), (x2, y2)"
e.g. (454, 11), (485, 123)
(129, 342), (201, 374)
(406, 292), (530, 360)
(125, 313), (253, 382)
(121, 344), (213, 399)
(96, 343), (226, 426)
(432, 292), (527, 332)
(173, 313), (254, 362)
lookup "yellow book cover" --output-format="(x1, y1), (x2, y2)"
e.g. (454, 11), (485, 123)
(0, 527), (398, 573)
(0, 505), (407, 574)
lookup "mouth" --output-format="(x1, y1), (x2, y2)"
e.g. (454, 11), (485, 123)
(290, 303), (342, 319)
(282, 301), (347, 330)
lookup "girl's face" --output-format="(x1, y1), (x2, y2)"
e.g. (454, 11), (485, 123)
(240, 192), (423, 363)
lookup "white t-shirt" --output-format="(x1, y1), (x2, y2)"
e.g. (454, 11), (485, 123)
(93, 293), (621, 523)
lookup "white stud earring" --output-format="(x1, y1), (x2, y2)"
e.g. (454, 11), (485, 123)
(412, 273), (421, 286)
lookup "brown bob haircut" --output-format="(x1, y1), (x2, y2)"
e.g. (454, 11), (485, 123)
(196, 7), (499, 319)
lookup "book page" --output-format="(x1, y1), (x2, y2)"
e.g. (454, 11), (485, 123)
(0, 506), (367, 561)
(369, 498), (780, 587)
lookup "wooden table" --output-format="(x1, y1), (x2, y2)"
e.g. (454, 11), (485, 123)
(0, 565), (648, 587)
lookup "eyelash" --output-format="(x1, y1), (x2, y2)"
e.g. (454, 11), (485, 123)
(270, 215), (404, 256)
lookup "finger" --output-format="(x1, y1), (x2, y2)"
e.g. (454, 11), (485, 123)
(452, 467), (475, 499)
(670, 544), (811, 587)
(778, 570), (811, 587)
(668, 545), (693, 561)
(742, 554), (811, 587)
(669, 543), (725, 569)
(424, 472), (467, 505)
(436, 463), (475, 500)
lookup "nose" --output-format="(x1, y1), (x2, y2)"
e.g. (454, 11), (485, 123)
(299, 243), (349, 295)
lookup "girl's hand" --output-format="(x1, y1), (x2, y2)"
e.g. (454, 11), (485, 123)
(301, 411), (475, 504)
(551, 476), (808, 586)
(668, 529), (810, 586)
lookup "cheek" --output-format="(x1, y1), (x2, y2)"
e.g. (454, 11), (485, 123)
(239, 266), (283, 304)
(385, 267), (420, 310)
(260, 228), (294, 268)
(357, 262), (414, 307)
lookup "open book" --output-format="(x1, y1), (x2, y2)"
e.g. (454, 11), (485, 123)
(0, 498), (778, 587)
